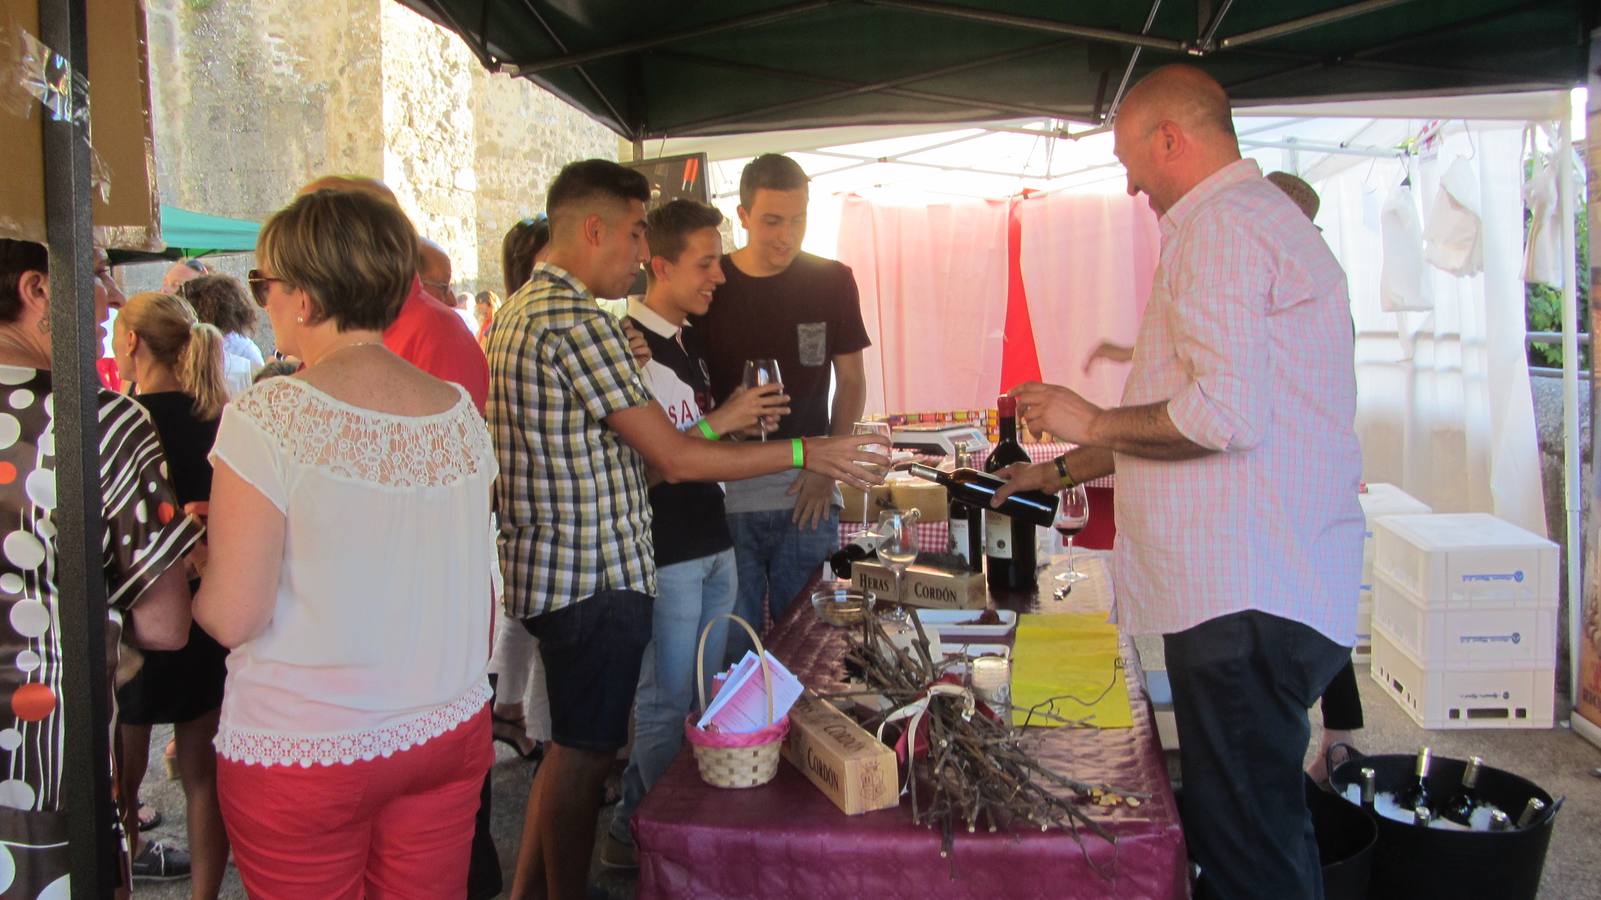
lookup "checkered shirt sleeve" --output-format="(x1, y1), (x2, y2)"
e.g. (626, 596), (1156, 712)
(488, 265), (656, 619)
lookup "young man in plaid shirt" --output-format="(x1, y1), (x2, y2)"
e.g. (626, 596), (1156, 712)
(487, 160), (885, 900)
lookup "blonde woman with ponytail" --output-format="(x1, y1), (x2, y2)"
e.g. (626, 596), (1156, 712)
(112, 291), (232, 891)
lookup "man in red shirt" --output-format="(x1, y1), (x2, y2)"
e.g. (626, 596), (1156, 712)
(384, 276), (489, 412)
(296, 176), (489, 412)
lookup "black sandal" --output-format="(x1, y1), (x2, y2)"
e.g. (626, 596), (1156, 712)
(491, 712), (543, 761)
(136, 802), (162, 832)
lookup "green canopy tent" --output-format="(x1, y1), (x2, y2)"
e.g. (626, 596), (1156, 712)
(395, 0), (1591, 140)
(109, 204), (262, 265)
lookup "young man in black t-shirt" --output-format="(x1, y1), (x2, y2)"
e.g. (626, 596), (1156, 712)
(691, 155), (872, 663)
(602, 200), (788, 869)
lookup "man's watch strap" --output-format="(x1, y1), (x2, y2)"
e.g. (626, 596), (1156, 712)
(1053, 454), (1076, 489)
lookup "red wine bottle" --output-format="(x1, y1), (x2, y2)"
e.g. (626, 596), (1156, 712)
(984, 396), (1036, 590)
(945, 443), (984, 573)
(828, 529), (888, 578)
(908, 464), (1058, 528)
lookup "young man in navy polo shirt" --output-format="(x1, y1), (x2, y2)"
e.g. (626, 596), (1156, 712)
(601, 199), (786, 868)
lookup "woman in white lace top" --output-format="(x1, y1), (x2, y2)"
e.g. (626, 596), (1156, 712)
(195, 190), (496, 899)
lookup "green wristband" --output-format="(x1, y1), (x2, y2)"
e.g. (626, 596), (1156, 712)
(791, 437), (805, 469)
(695, 419), (719, 440)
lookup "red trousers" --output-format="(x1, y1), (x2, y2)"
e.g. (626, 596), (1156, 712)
(217, 707), (491, 900)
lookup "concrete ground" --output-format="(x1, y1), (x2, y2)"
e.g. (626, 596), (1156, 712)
(135, 648), (1600, 899)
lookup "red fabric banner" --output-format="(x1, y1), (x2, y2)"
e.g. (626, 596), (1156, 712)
(998, 195), (1043, 395)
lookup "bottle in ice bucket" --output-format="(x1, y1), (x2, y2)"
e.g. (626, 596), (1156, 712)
(1488, 810), (1512, 832)
(1441, 755), (1485, 826)
(1359, 767), (1377, 810)
(1396, 747), (1433, 816)
(1515, 798), (1547, 829)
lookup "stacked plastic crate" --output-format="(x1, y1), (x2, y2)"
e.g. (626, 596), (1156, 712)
(1369, 513), (1558, 729)
(1356, 484), (1432, 662)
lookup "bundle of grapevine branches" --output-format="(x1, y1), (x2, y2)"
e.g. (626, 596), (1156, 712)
(829, 614), (1147, 860)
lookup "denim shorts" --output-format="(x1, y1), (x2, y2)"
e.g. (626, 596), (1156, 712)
(522, 590), (653, 753)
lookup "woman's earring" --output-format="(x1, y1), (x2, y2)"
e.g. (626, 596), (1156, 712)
(296, 316), (305, 324)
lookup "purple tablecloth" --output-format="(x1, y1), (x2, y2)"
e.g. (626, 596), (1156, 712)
(634, 560), (1189, 899)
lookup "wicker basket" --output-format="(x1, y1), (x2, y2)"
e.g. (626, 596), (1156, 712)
(683, 614), (790, 789)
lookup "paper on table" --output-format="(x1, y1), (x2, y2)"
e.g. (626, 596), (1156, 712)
(697, 650), (803, 733)
(1008, 613), (1133, 729)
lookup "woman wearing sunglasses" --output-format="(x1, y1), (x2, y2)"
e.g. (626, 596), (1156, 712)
(198, 189), (497, 898)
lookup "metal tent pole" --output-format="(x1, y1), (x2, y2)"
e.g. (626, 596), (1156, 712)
(38, 0), (117, 895)
(1558, 108), (1581, 712)
(1580, 34), (1601, 751)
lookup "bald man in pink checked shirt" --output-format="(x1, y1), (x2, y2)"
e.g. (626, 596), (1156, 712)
(997, 65), (1363, 900)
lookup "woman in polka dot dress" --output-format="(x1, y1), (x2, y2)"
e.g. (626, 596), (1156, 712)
(111, 291), (232, 892)
(0, 240), (200, 898)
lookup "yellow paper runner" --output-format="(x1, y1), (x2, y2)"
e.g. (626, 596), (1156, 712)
(1009, 613), (1133, 729)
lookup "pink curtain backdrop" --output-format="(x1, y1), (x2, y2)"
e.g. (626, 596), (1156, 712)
(836, 189), (1159, 414)
(1017, 190), (1161, 409)
(835, 194), (1012, 414)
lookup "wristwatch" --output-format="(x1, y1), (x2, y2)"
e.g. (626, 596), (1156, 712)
(1053, 454), (1076, 489)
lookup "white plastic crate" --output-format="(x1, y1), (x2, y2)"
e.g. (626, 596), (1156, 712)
(1371, 568), (1556, 668)
(1357, 485), (1429, 661)
(1359, 483), (1432, 559)
(1370, 623), (1554, 729)
(1372, 513), (1557, 607)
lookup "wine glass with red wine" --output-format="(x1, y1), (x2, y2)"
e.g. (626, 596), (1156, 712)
(742, 358), (782, 441)
(1053, 483), (1090, 588)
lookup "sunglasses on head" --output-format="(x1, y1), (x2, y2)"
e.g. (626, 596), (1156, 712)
(246, 269), (288, 307)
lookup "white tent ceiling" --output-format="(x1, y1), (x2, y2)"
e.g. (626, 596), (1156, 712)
(636, 89), (1580, 205)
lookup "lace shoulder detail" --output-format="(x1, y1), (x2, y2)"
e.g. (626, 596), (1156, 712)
(215, 680), (491, 768)
(229, 378), (494, 488)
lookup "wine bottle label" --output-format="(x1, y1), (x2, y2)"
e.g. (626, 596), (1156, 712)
(985, 510), (1012, 558)
(950, 519), (971, 563)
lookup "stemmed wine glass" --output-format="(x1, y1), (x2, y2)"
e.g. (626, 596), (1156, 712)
(742, 358), (782, 441)
(875, 508), (919, 622)
(852, 420), (892, 478)
(1053, 483), (1091, 595)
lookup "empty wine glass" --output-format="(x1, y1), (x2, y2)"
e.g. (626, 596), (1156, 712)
(742, 358), (782, 441)
(1053, 483), (1090, 594)
(852, 420), (892, 478)
(875, 508), (919, 621)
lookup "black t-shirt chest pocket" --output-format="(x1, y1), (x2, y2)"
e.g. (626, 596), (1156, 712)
(796, 322), (828, 367)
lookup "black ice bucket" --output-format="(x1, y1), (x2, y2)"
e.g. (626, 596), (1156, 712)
(1304, 774), (1375, 900)
(1330, 753), (1560, 900)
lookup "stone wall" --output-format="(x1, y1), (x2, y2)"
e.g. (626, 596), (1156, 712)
(133, 0), (616, 315)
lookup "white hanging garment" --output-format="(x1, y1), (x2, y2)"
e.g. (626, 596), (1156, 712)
(1522, 156), (1563, 287)
(1423, 155), (1483, 277)
(1380, 181), (1433, 312)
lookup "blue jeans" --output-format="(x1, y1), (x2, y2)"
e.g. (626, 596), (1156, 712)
(610, 549), (737, 842)
(721, 507), (839, 666)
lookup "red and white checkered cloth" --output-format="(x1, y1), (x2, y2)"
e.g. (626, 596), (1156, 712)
(1020, 443), (1114, 489)
(837, 520), (951, 555)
